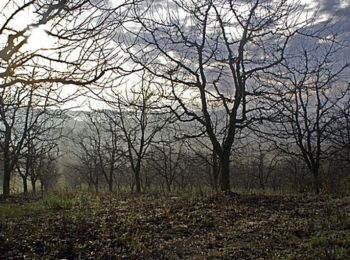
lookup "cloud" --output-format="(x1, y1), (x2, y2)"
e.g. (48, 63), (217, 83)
(318, 0), (349, 15)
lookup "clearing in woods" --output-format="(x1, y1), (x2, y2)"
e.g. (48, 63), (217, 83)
(0, 192), (349, 259)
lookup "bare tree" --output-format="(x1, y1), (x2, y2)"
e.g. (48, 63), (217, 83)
(0, 0), (132, 196)
(27, 141), (59, 194)
(259, 37), (349, 193)
(0, 79), (65, 195)
(105, 74), (171, 193)
(86, 110), (121, 192)
(121, 0), (309, 192)
(73, 123), (102, 193)
(16, 107), (63, 194)
(249, 141), (280, 190)
(183, 137), (220, 191)
(330, 96), (350, 165)
(72, 110), (121, 192)
(146, 129), (186, 192)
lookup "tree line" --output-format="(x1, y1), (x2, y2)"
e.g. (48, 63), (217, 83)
(0, 0), (349, 197)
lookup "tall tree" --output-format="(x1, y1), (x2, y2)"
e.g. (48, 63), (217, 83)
(259, 37), (349, 193)
(121, 0), (309, 191)
(105, 73), (172, 193)
(330, 96), (350, 165)
(0, 0), (131, 196)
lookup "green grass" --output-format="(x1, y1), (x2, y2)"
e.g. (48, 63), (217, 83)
(307, 206), (350, 259)
(309, 231), (350, 259)
(41, 196), (74, 210)
(0, 203), (44, 219)
(0, 195), (75, 219)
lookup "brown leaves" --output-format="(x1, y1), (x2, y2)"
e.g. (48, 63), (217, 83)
(0, 193), (349, 259)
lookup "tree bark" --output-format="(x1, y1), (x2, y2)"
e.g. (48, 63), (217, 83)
(212, 151), (219, 191)
(40, 180), (44, 196)
(135, 169), (141, 193)
(166, 179), (171, 193)
(108, 176), (113, 192)
(219, 152), (231, 192)
(22, 176), (28, 194)
(313, 170), (321, 194)
(31, 179), (36, 194)
(2, 152), (11, 197)
(95, 175), (99, 193)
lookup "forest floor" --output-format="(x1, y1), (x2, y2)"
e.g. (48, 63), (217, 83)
(0, 191), (349, 259)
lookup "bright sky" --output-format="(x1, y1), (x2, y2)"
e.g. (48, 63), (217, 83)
(2, 0), (348, 111)
(6, 0), (348, 53)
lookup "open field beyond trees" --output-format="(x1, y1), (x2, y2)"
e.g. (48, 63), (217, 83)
(1, 192), (349, 259)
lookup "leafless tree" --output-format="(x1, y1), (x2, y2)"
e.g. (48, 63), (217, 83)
(104, 73), (172, 193)
(0, 0), (133, 196)
(15, 107), (64, 194)
(146, 128), (186, 192)
(86, 110), (122, 192)
(330, 96), (350, 165)
(0, 78), (67, 195)
(73, 125), (101, 192)
(72, 110), (122, 192)
(248, 141), (280, 190)
(120, 0), (310, 192)
(258, 37), (349, 193)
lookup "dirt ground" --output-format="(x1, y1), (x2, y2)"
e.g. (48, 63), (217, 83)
(0, 192), (349, 259)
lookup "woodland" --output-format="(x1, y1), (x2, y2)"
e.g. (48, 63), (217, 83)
(0, 0), (349, 258)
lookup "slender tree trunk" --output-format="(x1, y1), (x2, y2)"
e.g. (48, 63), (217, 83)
(135, 169), (141, 193)
(219, 152), (231, 192)
(2, 129), (11, 197)
(22, 176), (28, 194)
(313, 169), (321, 194)
(40, 179), (44, 195)
(88, 180), (92, 191)
(212, 152), (219, 191)
(259, 173), (265, 190)
(2, 160), (11, 197)
(31, 179), (36, 194)
(166, 179), (171, 193)
(95, 175), (99, 193)
(16, 164), (28, 195)
(108, 176), (113, 192)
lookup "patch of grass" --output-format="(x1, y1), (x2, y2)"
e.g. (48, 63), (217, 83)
(41, 196), (74, 210)
(0, 194), (75, 219)
(309, 233), (329, 248)
(309, 232), (350, 259)
(328, 213), (350, 230)
(0, 203), (44, 218)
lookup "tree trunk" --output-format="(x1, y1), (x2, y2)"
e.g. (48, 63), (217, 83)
(2, 166), (10, 197)
(259, 174), (265, 190)
(31, 179), (36, 194)
(2, 154), (12, 197)
(211, 151), (219, 191)
(95, 176), (99, 193)
(219, 152), (231, 192)
(22, 176), (28, 194)
(109, 169), (114, 192)
(166, 179), (171, 193)
(135, 169), (141, 193)
(40, 179), (44, 195)
(313, 170), (321, 194)
(108, 178), (113, 192)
